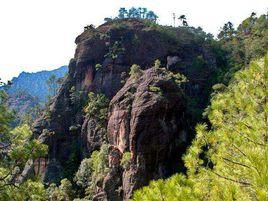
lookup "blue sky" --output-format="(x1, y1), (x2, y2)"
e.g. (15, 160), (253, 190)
(0, 0), (267, 82)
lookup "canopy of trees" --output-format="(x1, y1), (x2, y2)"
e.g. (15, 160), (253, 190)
(0, 84), (48, 200)
(133, 54), (268, 200)
(117, 7), (158, 22)
(217, 13), (268, 83)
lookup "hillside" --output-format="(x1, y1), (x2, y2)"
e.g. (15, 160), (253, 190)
(7, 66), (68, 104)
(3, 66), (68, 124)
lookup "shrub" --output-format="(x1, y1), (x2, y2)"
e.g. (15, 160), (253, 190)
(69, 86), (83, 107)
(148, 85), (163, 96)
(154, 59), (161, 68)
(120, 152), (131, 169)
(74, 144), (109, 199)
(95, 63), (102, 71)
(104, 41), (125, 60)
(129, 64), (143, 80)
(84, 92), (109, 126)
(47, 179), (74, 201)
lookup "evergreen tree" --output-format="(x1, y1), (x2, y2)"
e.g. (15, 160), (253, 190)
(178, 15), (188, 26)
(146, 11), (158, 22)
(141, 8), (148, 19)
(0, 80), (48, 199)
(128, 7), (136, 18)
(133, 55), (268, 200)
(118, 7), (128, 19)
(46, 74), (58, 98)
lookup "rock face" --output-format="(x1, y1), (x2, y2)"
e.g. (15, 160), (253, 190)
(21, 19), (220, 199)
(106, 67), (187, 200)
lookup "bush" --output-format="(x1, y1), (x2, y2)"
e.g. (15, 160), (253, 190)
(129, 64), (143, 80)
(69, 86), (83, 108)
(74, 144), (109, 199)
(95, 63), (102, 71)
(0, 179), (47, 201)
(47, 179), (74, 201)
(154, 59), (161, 68)
(120, 152), (131, 169)
(148, 85), (163, 96)
(104, 41), (125, 59)
(84, 92), (109, 126)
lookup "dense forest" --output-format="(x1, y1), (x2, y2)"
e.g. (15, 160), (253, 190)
(0, 8), (267, 201)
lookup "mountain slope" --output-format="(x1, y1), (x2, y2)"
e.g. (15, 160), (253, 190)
(7, 66), (68, 104)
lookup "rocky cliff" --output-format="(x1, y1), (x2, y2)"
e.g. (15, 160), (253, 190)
(104, 67), (188, 200)
(21, 19), (222, 200)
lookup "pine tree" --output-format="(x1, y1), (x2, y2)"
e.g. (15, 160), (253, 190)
(132, 55), (268, 200)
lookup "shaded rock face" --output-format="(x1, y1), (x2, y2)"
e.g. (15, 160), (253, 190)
(106, 68), (187, 200)
(21, 19), (220, 198)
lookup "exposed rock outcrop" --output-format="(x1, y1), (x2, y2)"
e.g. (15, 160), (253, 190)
(105, 67), (187, 199)
(21, 19), (221, 199)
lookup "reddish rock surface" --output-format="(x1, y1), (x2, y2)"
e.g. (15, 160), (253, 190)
(106, 67), (188, 199)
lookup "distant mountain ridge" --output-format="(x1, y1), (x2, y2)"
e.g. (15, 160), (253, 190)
(2, 66), (68, 125)
(7, 66), (68, 103)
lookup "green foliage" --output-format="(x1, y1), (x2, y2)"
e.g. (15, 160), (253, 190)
(154, 59), (161, 69)
(0, 179), (47, 201)
(74, 144), (109, 199)
(0, 123), (48, 200)
(69, 86), (83, 106)
(149, 85), (163, 96)
(159, 67), (188, 86)
(121, 151), (131, 169)
(191, 55), (206, 70)
(132, 174), (197, 201)
(218, 21), (236, 41)
(168, 72), (188, 85)
(133, 55), (268, 200)
(8, 125), (47, 163)
(47, 179), (74, 201)
(84, 92), (109, 127)
(0, 86), (48, 199)
(108, 22), (130, 33)
(218, 13), (268, 83)
(0, 89), (13, 138)
(117, 7), (158, 22)
(95, 63), (102, 71)
(129, 64), (143, 80)
(104, 41), (125, 60)
(46, 74), (60, 98)
(69, 124), (80, 132)
(1, 124), (48, 167)
(149, 68), (187, 101)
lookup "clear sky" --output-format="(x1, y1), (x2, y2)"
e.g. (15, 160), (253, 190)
(0, 0), (267, 82)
